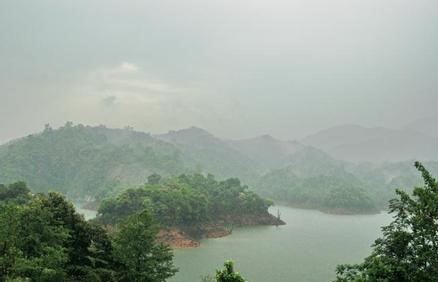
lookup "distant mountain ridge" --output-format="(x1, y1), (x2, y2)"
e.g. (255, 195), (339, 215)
(228, 135), (305, 172)
(156, 127), (258, 181)
(404, 116), (438, 139)
(301, 123), (438, 162)
(0, 124), (185, 198)
(1, 122), (436, 214)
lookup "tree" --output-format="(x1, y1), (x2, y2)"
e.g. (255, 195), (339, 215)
(0, 196), (70, 282)
(334, 162), (438, 282)
(216, 260), (247, 282)
(112, 211), (177, 282)
(0, 191), (118, 282)
(0, 182), (30, 205)
(147, 173), (162, 185)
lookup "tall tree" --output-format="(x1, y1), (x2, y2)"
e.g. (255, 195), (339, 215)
(112, 211), (177, 282)
(334, 162), (438, 282)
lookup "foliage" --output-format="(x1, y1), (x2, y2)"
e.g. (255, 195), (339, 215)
(215, 260), (247, 282)
(0, 182), (30, 205)
(0, 123), (184, 200)
(112, 211), (177, 282)
(333, 162), (438, 282)
(257, 170), (376, 213)
(148, 173), (162, 185)
(0, 182), (177, 282)
(97, 174), (273, 226)
(200, 261), (247, 282)
(2, 123), (437, 215)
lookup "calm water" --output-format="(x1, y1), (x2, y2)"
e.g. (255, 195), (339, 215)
(170, 206), (392, 282)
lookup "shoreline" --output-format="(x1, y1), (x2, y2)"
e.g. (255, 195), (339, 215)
(158, 213), (285, 249)
(272, 201), (383, 216)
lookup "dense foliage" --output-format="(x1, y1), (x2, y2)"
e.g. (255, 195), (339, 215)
(201, 261), (247, 282)
(0, 183), (176, 282)
(97, 174), (273, 226)
(258, 171), (376, 213)
(0, 123), (183, 200)
(2, 123), (436, 214)
(0, 181), (30, 204)
(256, 149), (378, 213)
(333, 162), (438, 282)
(215, 261), (247, 282)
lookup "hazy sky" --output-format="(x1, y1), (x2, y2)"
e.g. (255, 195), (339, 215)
(1, 0), (437, 143)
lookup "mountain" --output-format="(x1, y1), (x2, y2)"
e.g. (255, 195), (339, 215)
(255, 145), (438, 212)
(1, 122), (435, 214)
(404, 116), (438, 139)
(255, 148), (377, 213)
(228, 135), (305, 172)
(302, 124), (438, 162)
(0, 124), (311, 200)
(156, 127), (258, 181)
(0, 124), (185, 199)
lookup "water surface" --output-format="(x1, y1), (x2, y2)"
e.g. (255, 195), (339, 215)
(170, 206), (392, 282)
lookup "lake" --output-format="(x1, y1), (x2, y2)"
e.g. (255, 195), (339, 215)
(169, 206), (392, 282)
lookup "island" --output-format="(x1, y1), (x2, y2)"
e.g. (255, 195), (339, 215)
(94, 173), (285, 248)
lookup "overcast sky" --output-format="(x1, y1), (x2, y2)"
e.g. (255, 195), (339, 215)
(1, 0), (437, 143)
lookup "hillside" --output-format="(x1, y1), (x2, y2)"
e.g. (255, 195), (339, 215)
(156, 127), (260, 182)
(0, 124), (185, 199)
(0, 123), (435, 214)
(255, 148), (378, 213)
(228, 135), (305, 172)
(256, 146), (438, 213)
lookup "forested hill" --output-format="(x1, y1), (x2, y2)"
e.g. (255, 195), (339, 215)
(0, 124), (315, 200)
(255, 148), (377, 213)
(96, 173), (278, 227)
(255, 148), (438, 213)
(156, 127), (259, 181)
(1, 123), (436, 214)
(0, 124), (185, 199)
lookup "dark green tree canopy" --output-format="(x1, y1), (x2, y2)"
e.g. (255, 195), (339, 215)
(97, 173), (273, 226)
(215, 260), (247, 282)
(112, 211), (177, 282)
(0, 183), (177, 282)
(0, 181), (30, 204)
(147, 173), (162, 185)
(334, 162), (438, 282)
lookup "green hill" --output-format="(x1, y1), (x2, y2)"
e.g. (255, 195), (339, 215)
(0, 124), (184, 199)
(1, 123), (435, 214)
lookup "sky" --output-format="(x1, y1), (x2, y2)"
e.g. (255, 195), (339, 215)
(1, 0), (437, 143)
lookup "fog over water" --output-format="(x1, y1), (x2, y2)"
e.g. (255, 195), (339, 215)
(1, 0), (437, 144)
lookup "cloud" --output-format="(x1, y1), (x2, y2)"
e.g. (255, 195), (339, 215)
(117, 62), (139, 73)
(58, 62), (244, 135)
(90, 62), (181, 95)
(101, 95), (117, 106)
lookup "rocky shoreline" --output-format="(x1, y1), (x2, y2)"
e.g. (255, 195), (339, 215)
(80, 202), (286, 249)
(157, 212), (285, 248)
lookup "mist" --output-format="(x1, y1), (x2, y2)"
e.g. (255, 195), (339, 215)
(1, 0), (437, 144)
(3, 2), (438, 282)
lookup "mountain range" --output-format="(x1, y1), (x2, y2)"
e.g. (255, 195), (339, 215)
(302, 121), (438, 162)
(0, 120), (436, 213)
